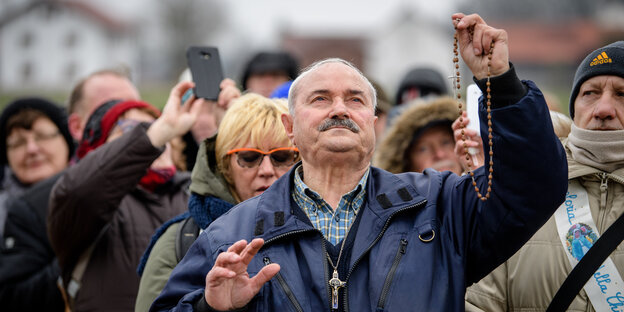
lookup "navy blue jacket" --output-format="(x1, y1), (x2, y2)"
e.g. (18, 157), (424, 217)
(151, 81), (567, 312)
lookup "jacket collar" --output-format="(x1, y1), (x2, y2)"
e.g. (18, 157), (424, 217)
(253, 164), (428, 253)
(189, 134), (236, 204)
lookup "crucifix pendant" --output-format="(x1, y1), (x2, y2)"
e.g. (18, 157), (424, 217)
(328, 270), (346, 309)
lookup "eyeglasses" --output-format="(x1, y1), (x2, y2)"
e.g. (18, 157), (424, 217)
(6, 131), (61, 151)
(226, 147), (300, 168)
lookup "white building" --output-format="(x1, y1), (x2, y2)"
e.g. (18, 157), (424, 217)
(0, 0), (137, 92)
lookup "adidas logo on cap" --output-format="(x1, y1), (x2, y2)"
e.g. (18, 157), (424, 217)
(590, 52), (613, 66)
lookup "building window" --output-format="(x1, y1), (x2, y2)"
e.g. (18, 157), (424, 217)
(20, 31), (33, 48)
(65, 32), (78, 48)
(21, 62), (32, 82)
(43, 3), (59, 21)
(65, 63), (77, 81)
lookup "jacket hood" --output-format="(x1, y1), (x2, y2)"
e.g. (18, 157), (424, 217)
(374, 97), (458, 173)
(189, 134), (237, 204)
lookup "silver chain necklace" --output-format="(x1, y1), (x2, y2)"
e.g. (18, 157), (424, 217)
(326, 222), (354, 310)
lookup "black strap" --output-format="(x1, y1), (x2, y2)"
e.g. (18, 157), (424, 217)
(175, 217), (200, 262)
(547, 212), (624, 312)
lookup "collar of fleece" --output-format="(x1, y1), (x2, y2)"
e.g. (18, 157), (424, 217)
(76, 99), (160, 159)
(373, 97), (458, 173)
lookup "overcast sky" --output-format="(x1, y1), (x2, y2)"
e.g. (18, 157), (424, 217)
(84, 0), (460, 35)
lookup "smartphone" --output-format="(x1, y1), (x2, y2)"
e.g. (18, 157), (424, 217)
(466, 84), (482, 158)
(466, 84), (482, 136)
(186, 46), (224, 101)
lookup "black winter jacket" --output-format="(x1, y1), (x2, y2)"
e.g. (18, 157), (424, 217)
(0, 174), (64, 311)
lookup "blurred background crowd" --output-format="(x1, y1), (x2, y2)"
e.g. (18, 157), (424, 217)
(1, 0), (623, 112)
(0, 0), (624, 311)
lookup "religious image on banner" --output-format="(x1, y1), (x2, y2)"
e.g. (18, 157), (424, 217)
(565, 223), (598, 261)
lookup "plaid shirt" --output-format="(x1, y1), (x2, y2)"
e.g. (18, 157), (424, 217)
(292, 165), (369, 245)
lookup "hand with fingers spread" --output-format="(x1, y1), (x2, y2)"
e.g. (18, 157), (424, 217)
(452, 111), (484, 171)
(147, 81), (204, 148)
(451, 13), (510, 80)
(205, 238), (280, 311)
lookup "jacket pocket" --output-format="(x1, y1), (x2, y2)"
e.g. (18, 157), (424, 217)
(263, 257), (304, 312)
(376, 238), (408, 311)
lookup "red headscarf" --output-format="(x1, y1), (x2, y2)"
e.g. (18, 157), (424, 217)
(76, 99), (161, 159)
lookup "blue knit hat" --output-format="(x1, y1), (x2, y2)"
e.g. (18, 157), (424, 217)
(569, 41), (624, 118)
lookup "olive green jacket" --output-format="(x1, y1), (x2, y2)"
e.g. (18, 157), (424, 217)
(134, 135), (235, 312)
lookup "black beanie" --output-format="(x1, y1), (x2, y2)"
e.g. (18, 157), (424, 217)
(395, 67), (449, 105)
(0, 97), (75, 165)
(569, 41), (624, 118)
(241, 52), (299, 90)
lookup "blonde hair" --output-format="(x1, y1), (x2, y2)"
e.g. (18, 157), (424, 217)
(550, 110), (572, 138)
(216, 93), (291, 186)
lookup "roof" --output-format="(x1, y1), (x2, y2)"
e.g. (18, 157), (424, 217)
(490, 19), (614, 65)
(0, 0), (130, 32)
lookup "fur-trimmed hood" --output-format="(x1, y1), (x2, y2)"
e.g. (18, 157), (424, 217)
(373, 96), (458, 173)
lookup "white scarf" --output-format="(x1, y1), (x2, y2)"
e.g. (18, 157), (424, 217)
(567, 124), (624, 173)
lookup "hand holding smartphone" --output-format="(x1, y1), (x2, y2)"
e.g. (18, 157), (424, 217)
(186, 46), (224, 101)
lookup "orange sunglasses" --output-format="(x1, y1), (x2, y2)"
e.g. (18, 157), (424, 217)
(226, 147), (300, 168)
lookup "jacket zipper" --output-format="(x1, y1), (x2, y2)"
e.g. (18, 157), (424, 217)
(344, 200), (426, 311)
(598, 173), (609, 232)
(376, 238), (408, 310)
(263, 257), (304, 312)
(322, 239), (331, 310)
(263, 229), (318, 246)
(599, 173), (608, 211)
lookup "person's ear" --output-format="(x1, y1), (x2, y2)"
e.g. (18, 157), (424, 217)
(281, 113), (295, 146)
(68, 113), (83, 141)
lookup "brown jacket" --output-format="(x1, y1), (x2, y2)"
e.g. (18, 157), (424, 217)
(48, 124), (189, 312)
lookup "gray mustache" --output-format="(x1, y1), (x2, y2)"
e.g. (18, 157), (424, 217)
(318, 118), (360, 133)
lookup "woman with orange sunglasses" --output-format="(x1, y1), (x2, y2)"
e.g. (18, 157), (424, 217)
(135, 93), (298, 311)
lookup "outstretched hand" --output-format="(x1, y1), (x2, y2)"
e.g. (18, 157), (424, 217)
(205, 238), (280, 311)
(452, 111), (484, 171)
(147, 81), (203, 147)
(452, 13), (510, 80)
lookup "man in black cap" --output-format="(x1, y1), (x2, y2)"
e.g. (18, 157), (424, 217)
(241, 51), (299, 97)
(387, 67), (449, 126)
(466, 41), (624, 311)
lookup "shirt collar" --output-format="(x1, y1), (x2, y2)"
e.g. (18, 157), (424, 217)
(293, 164), (369, 202)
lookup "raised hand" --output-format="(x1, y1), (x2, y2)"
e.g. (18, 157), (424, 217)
(217, 78), (241, 109)
(452, 110), (484, 171)
(147, 81), (203, 147)
(451, 13), (510, 80)
(205, 238), (280, 311)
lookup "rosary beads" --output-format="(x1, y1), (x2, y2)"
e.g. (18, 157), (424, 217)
(453, 22), (494, 201)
